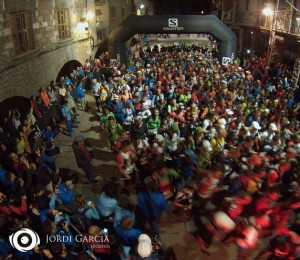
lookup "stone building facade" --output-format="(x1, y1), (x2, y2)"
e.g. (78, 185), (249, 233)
(0, 0), (154, 101)
(221, 0), (300, 65)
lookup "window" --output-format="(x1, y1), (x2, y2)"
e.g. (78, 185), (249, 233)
(95, 0), (106, 5)
(96, 9), (102, 16)
(122, 8), (125, 16)
(57, 9), (70, 40)
(111, 7), (116, 17)
(10, 11), (34, 55)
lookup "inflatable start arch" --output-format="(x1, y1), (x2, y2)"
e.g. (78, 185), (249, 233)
(108, 15), (237, 65)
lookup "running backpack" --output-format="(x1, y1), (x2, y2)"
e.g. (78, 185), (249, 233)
(74, 207), (90, 231)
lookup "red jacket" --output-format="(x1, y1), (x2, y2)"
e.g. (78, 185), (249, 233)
(32, 101), (39, 117)
(0, 199), (27, 222)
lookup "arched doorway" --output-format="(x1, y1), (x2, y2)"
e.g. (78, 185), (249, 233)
(108, 15), (237, 65)
(0, 96), (31, 124)
(56, 60), (83, 82)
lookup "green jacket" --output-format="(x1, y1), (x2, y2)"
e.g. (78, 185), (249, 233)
(178, 94), (191, 104)
(105, 123), (122, 145)
(100, 112), (115, 127)
(146, 117), (161, 132)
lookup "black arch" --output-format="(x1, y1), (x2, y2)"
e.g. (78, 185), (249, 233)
(56, 60), (83, 82)
(108, 15), (237, 65)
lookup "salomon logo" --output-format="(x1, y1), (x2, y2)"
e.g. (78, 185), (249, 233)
(222, 57), (231, 65)
(168, 18), (178, 27)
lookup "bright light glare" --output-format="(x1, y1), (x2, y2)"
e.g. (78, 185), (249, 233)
(297, 17), (300, 21)
(263, 8), (273, 16)
(247, 49), (251, 54)
(86, 12), (94, 20)
(140, 4), (145, 8)
(201, 11), (204, 14)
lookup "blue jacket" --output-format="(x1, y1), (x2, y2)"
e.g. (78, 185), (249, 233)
(52, 224), (75, 246)
(76, 85), (85, 98)
(96, 192), (117, 217)
(128, 65), (135, 71)
(114, 225), (142, 247)
(0, 168), (10, 187)
(121, 107), (136, 123)
(0, 236), (12, 255)
(78, 206), (100, 220)
(137, 189), (168, 219)
(146, 77), (156, 90)
(111, 101), (125, 120)
(65, 78), (72, 86)
(61, 105), (72, 121)
(54, 183), (74, 205)
(142, 90), (153, 100)
(114, 205), (135, 227)
(41, 152), (56, 164)
(44, 129), (54, 141)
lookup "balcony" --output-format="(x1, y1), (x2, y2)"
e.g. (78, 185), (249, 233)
(223, 10), (300, 36)
(95, 0), (106, 6)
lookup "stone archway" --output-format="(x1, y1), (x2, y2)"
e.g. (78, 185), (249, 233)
(0, 96), (31, 123)
(56, 60), (83, 82)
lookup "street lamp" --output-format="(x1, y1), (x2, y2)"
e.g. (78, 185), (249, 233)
(86, 12), (94, 20)
(263, 2), (278, 66)
(140, 3), (145, 8)
(263, 8), (273, 16)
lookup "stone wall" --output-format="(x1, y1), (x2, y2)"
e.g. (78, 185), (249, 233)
(0, 39), (94, 101)
(0, 0), (95, 101)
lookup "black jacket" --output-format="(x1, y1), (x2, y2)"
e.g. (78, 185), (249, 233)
(131, 122), (147, 140)
(72, 142), (92, 169)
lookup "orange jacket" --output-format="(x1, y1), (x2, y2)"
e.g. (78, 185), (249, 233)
(41, 91), (50, 107)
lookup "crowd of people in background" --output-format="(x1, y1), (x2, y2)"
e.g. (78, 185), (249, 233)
(1, 38), (300, 260)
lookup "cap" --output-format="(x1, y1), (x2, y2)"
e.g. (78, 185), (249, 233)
(269, 123), (278, 131)
(202, 140), (213, 152)
(264, 109), (270, 113)
(252, 121), (261, 130)
(196, 127), (204, 133)
(126, 99), (133, 105)
(171, 122), (179, 131)
(155, 134), (165, 142)
(147, 64), (151, 67)
(74, 136), (84, 142)
(113, 94), (119, 100)
(245, 109), (251, 115)
(213, 211), (236, 231)
(137, 234), (152, 258)
(135, 116), (142, 121)
(225, 109), (234, 115)
(199, 95), (206, 101)
(159, 94), (164, 99)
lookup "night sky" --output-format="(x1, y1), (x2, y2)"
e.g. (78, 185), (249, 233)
(149, 0), (213, 15)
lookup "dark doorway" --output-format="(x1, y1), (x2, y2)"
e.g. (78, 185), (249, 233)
(0, 96), (31, 124)
(56, 60), (83, 82)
